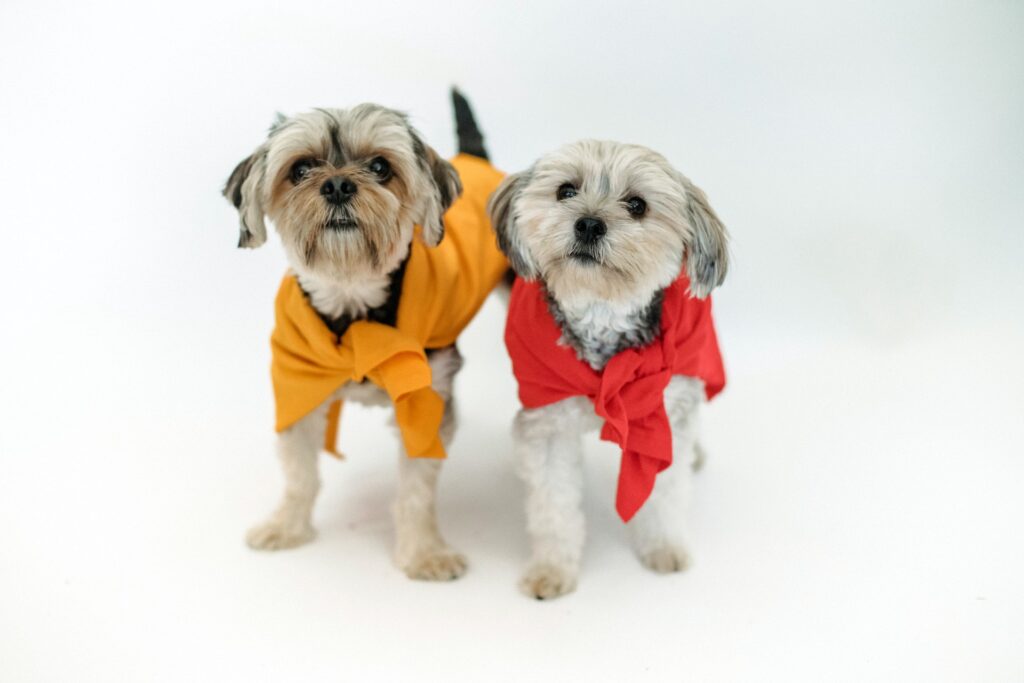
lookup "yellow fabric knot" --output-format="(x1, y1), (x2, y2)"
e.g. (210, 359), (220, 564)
(269, 154), (507, 459)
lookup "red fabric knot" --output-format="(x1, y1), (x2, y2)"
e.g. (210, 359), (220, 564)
(504, 273), (725, 522)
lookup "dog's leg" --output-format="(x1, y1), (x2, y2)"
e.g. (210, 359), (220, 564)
(393, 428), (467, 581)
(627, 376), (704, 572)
(515, 399), (587, 600)
(245, 402), (326, 550)
(393, 347), (467, 581)
(627, 453), (693, 572)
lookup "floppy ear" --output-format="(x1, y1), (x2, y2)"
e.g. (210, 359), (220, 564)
(676, 173), (729, 297)
(411, 134), (462, 247)
(487, 171), (538, 279)
(222, 146), (268, 249)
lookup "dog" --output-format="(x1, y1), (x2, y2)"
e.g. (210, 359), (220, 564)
(223, 90), (507, 580)
(488, 140), (729, 599)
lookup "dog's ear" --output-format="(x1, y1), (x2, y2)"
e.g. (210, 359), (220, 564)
(487, 171), (538, 279)
(410, 132), (462, 247)
(222, 146), (268, 249)
(675, 172), (729, 297)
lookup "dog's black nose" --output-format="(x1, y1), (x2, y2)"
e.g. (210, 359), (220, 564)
(574, 216), (606, 244)
(320, 177), (357, 205)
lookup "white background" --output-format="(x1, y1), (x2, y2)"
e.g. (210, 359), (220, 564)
(1, 1), (1022, 680)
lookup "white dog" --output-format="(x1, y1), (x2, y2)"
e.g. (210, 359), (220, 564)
(489, 140), (729, 599)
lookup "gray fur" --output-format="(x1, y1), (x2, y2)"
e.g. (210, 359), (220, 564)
(548, 289), (664, 370)
(487, 170), (538, 278)
(677, 172), (729, 298)
(222, 145), (268, 248)
(408, 127), (461, 246)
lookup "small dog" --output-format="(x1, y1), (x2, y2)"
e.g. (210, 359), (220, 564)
(489, 140), (730, 599)
(223, 90), (507, 580)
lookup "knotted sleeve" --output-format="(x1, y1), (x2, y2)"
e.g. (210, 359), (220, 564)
(271, 275), (447, 459)
(596, 347), (676, 522)
(349, 322), (447, 459)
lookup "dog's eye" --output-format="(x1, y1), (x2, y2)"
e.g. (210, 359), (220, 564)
(369, 156), (392, 181)
(289, 159), (316, 184)
(625, 196), (647, 217)
(556, 183), (577, 201)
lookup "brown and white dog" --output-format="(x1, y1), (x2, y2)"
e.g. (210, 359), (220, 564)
(223, 90), (496, 580)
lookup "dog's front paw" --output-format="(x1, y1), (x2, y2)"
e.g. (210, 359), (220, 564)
(520, 563), (578, 600)
(639, 544), (691, 574)
(245, 519), (315, 551)
(403, 547), (468, 581)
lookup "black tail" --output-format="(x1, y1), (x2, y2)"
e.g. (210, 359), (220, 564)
(451, 87), (488, 160)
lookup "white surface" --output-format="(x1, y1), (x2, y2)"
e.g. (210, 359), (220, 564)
(1, 1), (1022, 681)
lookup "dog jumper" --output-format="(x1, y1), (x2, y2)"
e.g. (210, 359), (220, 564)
(504, 274), (726, 522)
(271, 154), (507, 459)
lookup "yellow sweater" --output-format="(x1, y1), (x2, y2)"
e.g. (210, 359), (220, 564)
(270, 154), (507, 458)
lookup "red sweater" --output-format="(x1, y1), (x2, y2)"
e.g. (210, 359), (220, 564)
(504, 275), (725, 522)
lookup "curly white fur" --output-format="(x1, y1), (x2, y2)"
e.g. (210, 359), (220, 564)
(513, 376), (704, 599)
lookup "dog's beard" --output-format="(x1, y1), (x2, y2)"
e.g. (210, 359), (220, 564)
(535, 221), (683, 306)
(545, 255), (637, 303)
(274, 194), (407, 274)
(324, 207), (358, 232)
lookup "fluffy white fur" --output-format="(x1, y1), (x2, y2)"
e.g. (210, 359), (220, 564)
(514, 365), (704, 599)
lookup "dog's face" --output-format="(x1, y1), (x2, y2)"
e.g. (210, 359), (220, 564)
(489, 140), (728, 306)
(224, 104), (461, 278)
